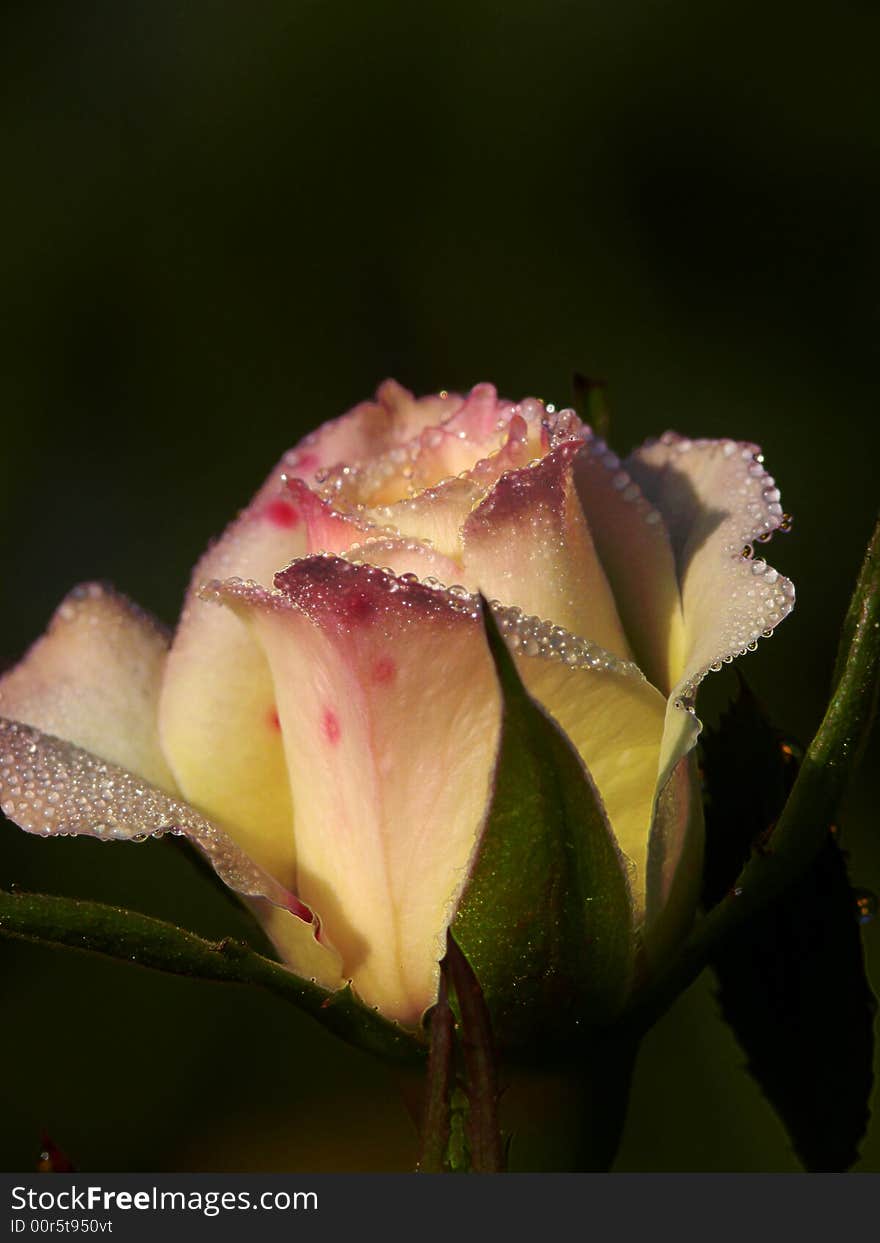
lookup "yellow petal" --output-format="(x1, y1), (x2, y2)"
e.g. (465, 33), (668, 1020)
(626, 433), (795, 698)
(0, 583), (175, 791)
(503, 619), (667, 918)
(574, 437), (685, 694)
(464, 441), (633, 659)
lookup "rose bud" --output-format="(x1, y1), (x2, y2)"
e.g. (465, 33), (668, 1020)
(0, 381), (794, 1043)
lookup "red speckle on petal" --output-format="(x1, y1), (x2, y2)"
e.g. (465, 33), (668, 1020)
(266, 706), (281, 732)
(322, 709), (341, 746)
(341, 589), (378, 625)
(264, 498), (300, 529)
(372, 655), (396, 685)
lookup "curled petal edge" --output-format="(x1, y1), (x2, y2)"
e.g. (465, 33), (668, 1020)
(0, 717), (342, 990)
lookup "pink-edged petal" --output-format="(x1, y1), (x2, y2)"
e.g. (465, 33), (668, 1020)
(282, 477), (378, 555)
(463, 442), (633, 660)
(407, 384), (520, 491)
(625, 433), (795, 698)
(0, 718), (342, 988)
(443, 382), (517, 441)
(0, 583), (175, 792)
(205, 558), (501, 1027)
(574, 438), (685, 695)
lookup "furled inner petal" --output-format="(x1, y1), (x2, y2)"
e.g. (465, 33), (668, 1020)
(0, 718), (342, 988)
(443, 382), (518, 441)
(364, 477), (485, 560)
(360, 416), (540, 559)
(268, 377), (464, 494)
(315, 392), (514, 511)
(463, 442), (634, 660)
(205, 558), (501, 1028)
(276, 380), (464, 489)
(407, 384), (520, 492)
(282, 477), (380, 555)
(625, 434), (795, 698)
(0, 583), (176, 792)
(574, 438), (685, 695)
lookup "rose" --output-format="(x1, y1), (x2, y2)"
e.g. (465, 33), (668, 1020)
(0, 380), (794, 1033)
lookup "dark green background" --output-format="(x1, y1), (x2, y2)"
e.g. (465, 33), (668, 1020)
(1, 1), (878, 1171)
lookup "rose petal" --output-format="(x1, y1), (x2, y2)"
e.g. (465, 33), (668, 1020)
(625, 433), (795, 697)
(463, 442), (633, 659)
(443, 382), (517, 441)
(283, 477), (378, 555)
(643, 732), (703, 964)
(495, 609), (669, 918)
(361, 417), (537, 560)
(358, 411), (551, 560)
(158, 492), (309, 884)
(159, 392), (454, 885)
(205, 558), (501, 1026)
(0, 718), (341, 987)
(364, 477), (484, 560)
(574, 439), (685, 695)
(343, 535), (465, 585)
(408, 384), (520, 492)
(276, 380), (462, 488)
(0, 584), (175, 792)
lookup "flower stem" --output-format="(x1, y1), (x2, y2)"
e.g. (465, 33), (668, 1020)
(0, 887), (422, 1064)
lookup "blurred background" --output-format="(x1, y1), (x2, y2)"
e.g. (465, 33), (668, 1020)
(1, 0), (878, 1171)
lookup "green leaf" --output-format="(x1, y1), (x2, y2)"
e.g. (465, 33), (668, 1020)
(0, 887), (423, 1065)
(701, 680), (875, 1171)
(452, 603), (635, 1055)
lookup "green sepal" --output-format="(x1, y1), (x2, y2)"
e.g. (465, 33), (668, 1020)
(0, 887), (424, 1065)
(451, 603), (636, 1056)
